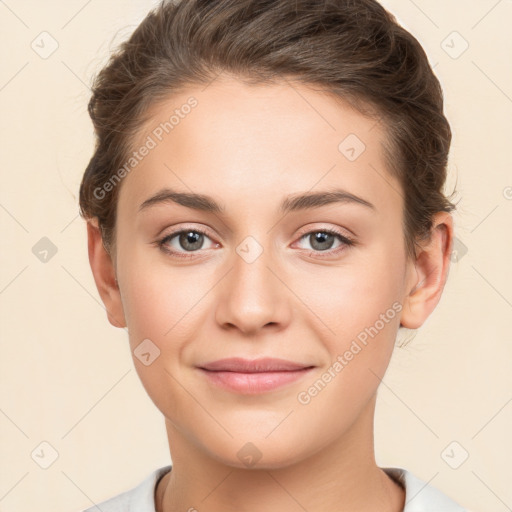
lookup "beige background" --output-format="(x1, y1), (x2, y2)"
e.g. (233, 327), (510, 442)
(1, 1), (511, 511)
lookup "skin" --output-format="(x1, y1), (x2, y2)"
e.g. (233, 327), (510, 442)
(87, 74), (453, 512)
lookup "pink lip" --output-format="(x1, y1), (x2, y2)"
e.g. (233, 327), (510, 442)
(199, 357), (312, 372)
(198, 357), (315, 394)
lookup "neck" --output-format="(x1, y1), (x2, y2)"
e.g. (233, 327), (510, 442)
(156, 394), (405, 512)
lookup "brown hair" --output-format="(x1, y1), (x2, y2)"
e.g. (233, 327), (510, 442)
(79, 0), (456, 259)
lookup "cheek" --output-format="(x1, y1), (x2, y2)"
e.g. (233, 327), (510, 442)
(122, 272), (209, 368)
(297, 245), (405, 342)
(117, 239), (203, 340)
(122, 273), (171, 338)
(117, 261), (204, 419)
(291, 258), (403, 437)
(291, 241), (406, 407)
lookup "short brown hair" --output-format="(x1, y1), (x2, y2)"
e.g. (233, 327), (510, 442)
(79, 0), (457, 259)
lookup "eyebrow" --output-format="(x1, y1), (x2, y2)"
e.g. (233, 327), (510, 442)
(138, 187), (376, 214)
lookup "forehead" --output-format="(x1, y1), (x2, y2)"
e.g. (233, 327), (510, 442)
(119, 75), (399, 216)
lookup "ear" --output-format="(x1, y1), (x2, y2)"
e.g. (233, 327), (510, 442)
(87, 218), (126, 329)
(400, 212), (454, 329)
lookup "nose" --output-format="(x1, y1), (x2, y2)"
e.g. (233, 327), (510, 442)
(214, 240), (291, 336)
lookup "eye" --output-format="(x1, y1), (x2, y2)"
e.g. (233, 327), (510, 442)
(157, 227), (217, 259)
(295, 228), (355, 257)
(155, 225), (355, 260)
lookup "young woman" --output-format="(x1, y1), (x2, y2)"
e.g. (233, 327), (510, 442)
(78, 0), (469, 510)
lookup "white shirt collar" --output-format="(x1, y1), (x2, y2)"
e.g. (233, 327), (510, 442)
(83, 464), (469, 512)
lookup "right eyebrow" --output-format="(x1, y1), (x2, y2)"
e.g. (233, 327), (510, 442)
(138, 188), (224, 214)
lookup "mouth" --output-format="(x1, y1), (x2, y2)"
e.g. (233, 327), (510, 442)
(197, 357), (315, 394)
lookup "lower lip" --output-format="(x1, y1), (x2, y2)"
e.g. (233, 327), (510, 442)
(199, 368), (314, 394)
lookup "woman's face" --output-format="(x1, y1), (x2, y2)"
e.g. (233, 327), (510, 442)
(109, 76), (422, 468)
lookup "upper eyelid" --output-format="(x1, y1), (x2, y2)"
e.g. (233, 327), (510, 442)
(164, 225), (213, 237)
(296, 224), (353, 238)
(162, 222), (353, 238)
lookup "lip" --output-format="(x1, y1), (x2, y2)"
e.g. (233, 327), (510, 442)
(199, 357), (313, 372)
(197, 357), (315, 394)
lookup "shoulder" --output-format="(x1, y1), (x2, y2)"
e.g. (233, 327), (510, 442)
(382, 466), (472, 512)
(80, 465), (172, 512)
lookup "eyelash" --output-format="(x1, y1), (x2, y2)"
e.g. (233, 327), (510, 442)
(156, 226), (356, 260)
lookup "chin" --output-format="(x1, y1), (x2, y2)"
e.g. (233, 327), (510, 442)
(204, 434), (315, 471)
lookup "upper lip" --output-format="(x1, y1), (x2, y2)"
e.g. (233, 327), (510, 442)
(199, 357), (314, 373)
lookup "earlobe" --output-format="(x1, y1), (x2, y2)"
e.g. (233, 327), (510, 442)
(400, 212), (454, 330)
(86, 219), (127, 329)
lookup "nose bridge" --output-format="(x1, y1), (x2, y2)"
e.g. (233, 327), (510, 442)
(215, 233), (289, 334)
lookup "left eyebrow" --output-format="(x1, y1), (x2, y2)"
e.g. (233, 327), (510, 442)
(138, 187), (376, 214)
(279, 188), (376, 214)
